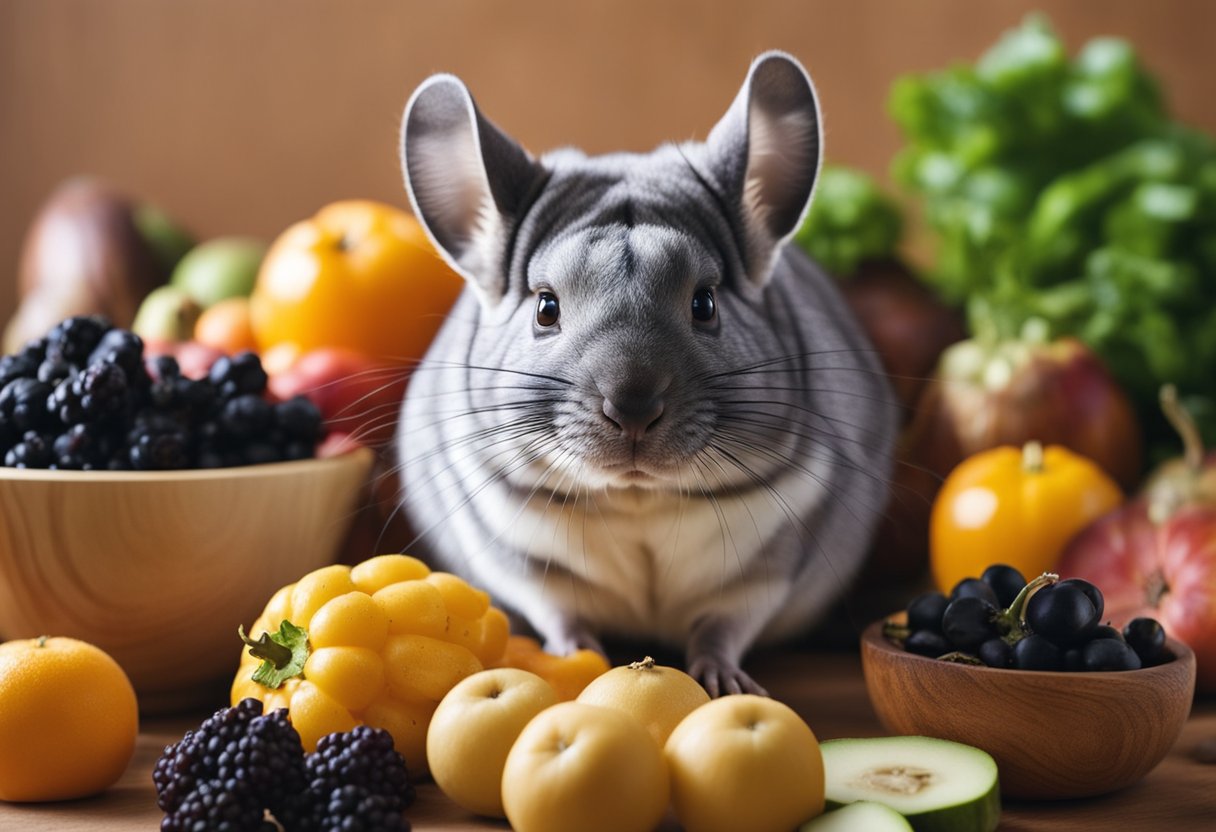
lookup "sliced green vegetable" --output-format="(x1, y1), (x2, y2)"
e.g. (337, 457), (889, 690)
(800, 800), (913, 832)
(821, 736), (1000, 832)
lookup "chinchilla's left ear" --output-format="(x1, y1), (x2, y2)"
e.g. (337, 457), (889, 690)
(700, 51), (823, 288)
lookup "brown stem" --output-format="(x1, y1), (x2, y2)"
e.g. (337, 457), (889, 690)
(1160, 384), (1205, 472)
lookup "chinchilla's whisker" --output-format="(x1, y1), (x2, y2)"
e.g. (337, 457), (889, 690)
(714, 409), (891, 475)
(695, 348), (881, 381)
(708, 382), (901, 409)
(410, 360), (575, 387)
(715, 432), (888, 525)
(715, 421), (894, 493)
(715, 400), (897, 452)
(698, 444), (774, 591)
(399, 414), (552, 472)
(401, 434), (552, 554)
(687, 452), (746, 598)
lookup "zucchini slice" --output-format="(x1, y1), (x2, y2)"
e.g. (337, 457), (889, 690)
(820, 736), (1000, 832)
(800, 800), (914, 831)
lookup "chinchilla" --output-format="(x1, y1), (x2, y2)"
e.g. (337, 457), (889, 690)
(396, 51), (897, 695)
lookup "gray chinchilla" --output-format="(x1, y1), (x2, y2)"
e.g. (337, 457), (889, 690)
(396, 51), (897, 695)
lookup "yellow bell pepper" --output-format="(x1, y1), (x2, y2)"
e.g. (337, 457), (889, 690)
(232, 556), (510, 772)
(929, 442), (1123, 593)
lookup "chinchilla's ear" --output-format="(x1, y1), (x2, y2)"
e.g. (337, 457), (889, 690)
(701, 51), (823, 288)
(401, 75), (546, 306)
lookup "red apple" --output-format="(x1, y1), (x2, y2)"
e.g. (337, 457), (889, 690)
(1057, 499), (1216, 691)
(268, 347), (409, 448)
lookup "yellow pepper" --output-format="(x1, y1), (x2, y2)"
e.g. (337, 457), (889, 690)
(929, 442), (1123, 593)
(232, 556), (511, 773)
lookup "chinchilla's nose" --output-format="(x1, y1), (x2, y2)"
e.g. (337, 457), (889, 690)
(602, 393), (665, 441)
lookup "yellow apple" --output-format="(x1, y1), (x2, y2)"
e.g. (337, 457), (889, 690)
(576, 655), (710, 747)
(426, 668), (558, 817)
(665, 694), (825, 832)
(501, 702), (669, 832)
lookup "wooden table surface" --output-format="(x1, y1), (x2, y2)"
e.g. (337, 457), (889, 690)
(3, 648), (1214, 831)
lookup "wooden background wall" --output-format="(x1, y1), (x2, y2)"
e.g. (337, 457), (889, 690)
(2, 0), (1214, 328)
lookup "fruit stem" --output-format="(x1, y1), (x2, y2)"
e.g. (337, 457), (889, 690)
(1022, 441), (1045, 474)
(239, 625), (293, 670)
(999, 571), (1059, 641)
(1160, 384), (1205, 473)
(629, 656), (657, 671)
(35, 635), (48, 648)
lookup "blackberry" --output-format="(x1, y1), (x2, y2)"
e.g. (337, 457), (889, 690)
(210, 351), (268, 398)
(48, 376), (84, 425)
(147, 354), (183, 383)
(0, 377), (54, 431)
(216, 709), (307, 815)
(52, 423), (108, 470)
(0, 352), (37, 388)
(5, 430), (52, 468)
(275, 397), (325, 443)
(220, 394), (274, 438)
(76, 362), (129, 422)
(128, 428), (191, 470)
(89, 328), (147, 383)
(37, 357), (75, 385)
(153, 698), (264, 813)
(307, 726), (414, 808)
(45, 316), (110, 365)
(318, 785), (411, 832)
(160, 777), (265, 832)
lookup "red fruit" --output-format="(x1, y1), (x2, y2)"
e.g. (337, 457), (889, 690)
(908, 335), (1142, 489)
(1058, 500), (1216, 691)
(268, 348), (409, 447)
(142, 338), (225, 380)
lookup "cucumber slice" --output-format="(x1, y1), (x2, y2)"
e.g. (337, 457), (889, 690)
(800, 800), (914, 831)
(821, 736), (1000, 832)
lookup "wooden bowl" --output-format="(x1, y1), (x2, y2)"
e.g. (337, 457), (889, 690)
(0, 448), (373, 713)
(861, 616), (1196, 800)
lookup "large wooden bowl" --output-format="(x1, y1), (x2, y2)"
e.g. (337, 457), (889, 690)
(0, 448), (373, 713)
(861, 616), (1196, 800)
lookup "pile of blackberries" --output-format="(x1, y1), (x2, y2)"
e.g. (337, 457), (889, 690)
(894, 564), (1171, 672)
(153, 700), (414, 831)
(0, 316), (323, 470)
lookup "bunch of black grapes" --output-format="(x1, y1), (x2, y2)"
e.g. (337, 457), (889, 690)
(896, 564), (1171, 672)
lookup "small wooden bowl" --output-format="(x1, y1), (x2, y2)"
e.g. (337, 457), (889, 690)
(861, 615), (1196, 800)
(0, 448), (373, 713)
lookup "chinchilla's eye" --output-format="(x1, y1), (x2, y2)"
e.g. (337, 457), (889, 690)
(536, 291), (560, 327)
(691, 287), (716, 323)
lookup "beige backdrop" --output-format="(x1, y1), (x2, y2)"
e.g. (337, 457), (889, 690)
(2, 0), (1215, 327)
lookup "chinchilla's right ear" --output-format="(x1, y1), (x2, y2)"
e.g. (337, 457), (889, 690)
(401, 75), (546, 307)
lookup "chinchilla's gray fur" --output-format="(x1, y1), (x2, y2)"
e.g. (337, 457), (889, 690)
(396, 52), (897, 695)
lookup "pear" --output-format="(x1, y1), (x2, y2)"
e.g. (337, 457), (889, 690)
(171, 237), (266, 308)
(132, 285), (202, 343)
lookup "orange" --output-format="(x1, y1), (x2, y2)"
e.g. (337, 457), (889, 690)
(194, 295), (258, 354)
(250, 200), (464, 363)
(0, 637), (139, 802)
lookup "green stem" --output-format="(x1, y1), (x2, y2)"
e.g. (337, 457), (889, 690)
(998, 572), (1059, 643)
(239, 625), (293, 670)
